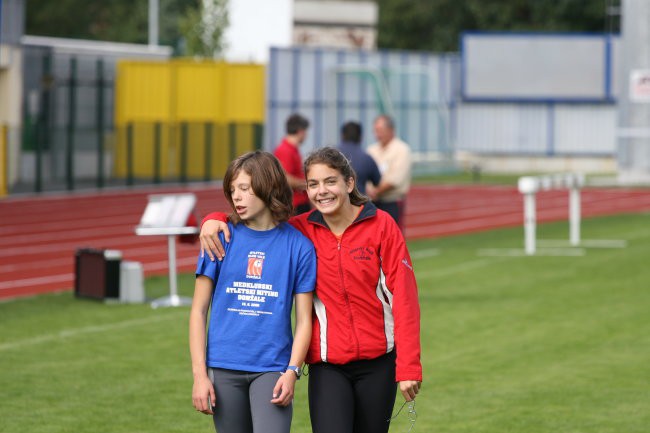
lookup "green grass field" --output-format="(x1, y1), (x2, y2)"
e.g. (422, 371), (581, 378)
(1, 212), (649, 433)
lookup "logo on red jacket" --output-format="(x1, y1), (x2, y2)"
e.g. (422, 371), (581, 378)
(350, 246), (375, 261)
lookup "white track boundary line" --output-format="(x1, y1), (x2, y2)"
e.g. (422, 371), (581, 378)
(0, 274), (73, 290)
(416, 257), (510, 279)
(0, 257), (199, 291)
(537, 239), (628, 248)
(410, 248), (441, 259)
(477, 248), (586, 257)
(0, 313), (185, 352)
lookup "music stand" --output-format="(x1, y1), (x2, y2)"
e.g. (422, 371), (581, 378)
(135, 193), (199, 308)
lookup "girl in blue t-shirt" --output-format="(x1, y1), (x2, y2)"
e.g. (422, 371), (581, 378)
(189, 151), (316, 433)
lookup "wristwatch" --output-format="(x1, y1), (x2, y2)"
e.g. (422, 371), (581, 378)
(286, 365), (302, 379)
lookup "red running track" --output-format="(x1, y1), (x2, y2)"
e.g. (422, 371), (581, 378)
(2, 184), (650, 300)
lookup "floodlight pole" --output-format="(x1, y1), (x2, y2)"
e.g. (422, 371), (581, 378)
(617, 0), (650, 183)
(148, 0), (159, 47)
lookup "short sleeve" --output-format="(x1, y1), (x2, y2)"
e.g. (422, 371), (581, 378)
(294, 238), (316, 294)
(195, 231), (227, 282)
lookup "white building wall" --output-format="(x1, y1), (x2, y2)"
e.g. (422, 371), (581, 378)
(224, 0), (293, 63)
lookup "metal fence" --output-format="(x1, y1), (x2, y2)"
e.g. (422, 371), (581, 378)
(265, 46), (458, 172)
(20, 48), (115, 191)
(265, 44), (619, 177)
(14, 44), (264, 194)
(113, 121), (263, 185)
(9, 38), (626, 194)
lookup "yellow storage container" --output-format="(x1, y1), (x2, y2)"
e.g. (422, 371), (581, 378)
(114, 60), (264, 180)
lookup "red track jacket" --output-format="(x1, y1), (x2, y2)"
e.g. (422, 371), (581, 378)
(202, 203), (422, 382)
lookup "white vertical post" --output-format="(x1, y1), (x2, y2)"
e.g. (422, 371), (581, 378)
(569, 186), (581, 246)
(148, 0), (159, 47)
(518, 176), (539, 255)
(523, 193), (537, 255)
(167, 234), (179, 304)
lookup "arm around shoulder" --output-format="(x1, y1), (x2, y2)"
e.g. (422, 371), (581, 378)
(199, 213), (231, 261)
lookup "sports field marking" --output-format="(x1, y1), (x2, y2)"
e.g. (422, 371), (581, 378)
(477, 248), (586, 257)
(410, 248), (441, 259)
(0, 274), (72, 290)
(537, 239), (627, 248)
(0, 312), (185, 352)
(416, 257), (510, 280)
(0, 257), (72, 273)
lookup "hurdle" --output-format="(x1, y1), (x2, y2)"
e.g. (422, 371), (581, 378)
(517, 173), (585, 255)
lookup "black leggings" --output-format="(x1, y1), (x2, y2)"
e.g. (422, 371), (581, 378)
(308, 351), (397, 433)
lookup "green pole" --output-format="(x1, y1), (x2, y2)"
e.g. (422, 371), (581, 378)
(204, 122), (212, 181)
(35, 52), (53, 193)
(153, 122), (161, 184)
(33, 99), (42, 193)
(180, 122), (188, 183)
(127, 123), (134, 186)
(66, 57), (77, 191)
(41, 52), (52, 182)
(228, 123), (237, 162)
(253, 123), (263, 151)
(96, 58), (105, 188)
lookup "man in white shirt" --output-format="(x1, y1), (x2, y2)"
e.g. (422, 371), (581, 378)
(367, 115), (411, 231)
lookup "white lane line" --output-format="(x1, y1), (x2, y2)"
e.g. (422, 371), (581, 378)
(410, 248), (441, 259)
(0, 313), (185, 352)
(477, 248), (586, 257)
(0, 274), (73, 290)
(0, 256), (200, 291)
(537, 239), (627, 248)
(416, 257), (508, 279)
(0, 246), (200, 273)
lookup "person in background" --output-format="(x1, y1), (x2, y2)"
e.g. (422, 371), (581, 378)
(190, 151), (316, 433)
(199, 147), (422, 433)
(367, 114), (412, 231)
(337, 120), (381, 196)
(274, 113), (311, 215)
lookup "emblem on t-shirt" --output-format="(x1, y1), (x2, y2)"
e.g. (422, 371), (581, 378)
(246, 251), (265, 279)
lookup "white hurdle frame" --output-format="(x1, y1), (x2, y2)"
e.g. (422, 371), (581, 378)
(517, 173), (585, 255)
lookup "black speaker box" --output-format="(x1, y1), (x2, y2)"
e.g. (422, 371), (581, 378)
(75, 248), (121, 300)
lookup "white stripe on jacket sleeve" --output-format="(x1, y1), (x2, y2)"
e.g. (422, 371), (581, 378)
(313, 294), (328, 362)
(377, 268), (395, 353)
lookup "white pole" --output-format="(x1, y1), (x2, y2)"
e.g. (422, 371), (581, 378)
(148, 0), (159, 47)
(523, 193), (537, 255)
(617, 0), (650, 183)
(167, 234), (179, 305)
(569, 186), (581, 246)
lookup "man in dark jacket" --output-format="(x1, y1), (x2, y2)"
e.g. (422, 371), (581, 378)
(337, 121), (381, 195)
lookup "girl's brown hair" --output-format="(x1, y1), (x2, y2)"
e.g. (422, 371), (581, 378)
(303, 147), (369, 206)
(223, 151), (293, 224)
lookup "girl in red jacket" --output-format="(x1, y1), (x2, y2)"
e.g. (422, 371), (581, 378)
(200, 147), (422, 433)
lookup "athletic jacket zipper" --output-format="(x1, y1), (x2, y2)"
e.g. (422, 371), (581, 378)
(308, 207), (376, 361)
(337, 234), (360, 359)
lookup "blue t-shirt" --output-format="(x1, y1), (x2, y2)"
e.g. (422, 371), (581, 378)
(196, 221), (316, 372)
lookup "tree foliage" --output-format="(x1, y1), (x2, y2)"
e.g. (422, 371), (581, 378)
(25, 0), (620, 55)
(25, 0), (206, 55)
(376, 0), (620, 52)
(178, 0), (228, 58)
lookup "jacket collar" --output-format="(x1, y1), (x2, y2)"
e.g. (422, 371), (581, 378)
(307, 201), (377, 228)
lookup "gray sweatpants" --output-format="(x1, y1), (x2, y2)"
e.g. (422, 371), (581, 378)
(207, 367), (292, 433)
